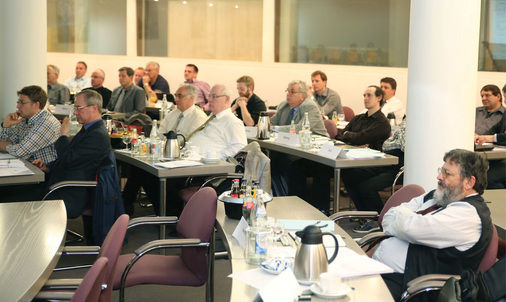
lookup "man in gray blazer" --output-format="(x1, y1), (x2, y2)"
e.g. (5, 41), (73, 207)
(270, 80), (328, 137)
(108, 67), (145, 119)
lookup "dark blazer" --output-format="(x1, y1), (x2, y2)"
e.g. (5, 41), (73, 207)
(46, 119), (111, 219)
(107, 84), (146, 119)
(485, 113), (506, 146)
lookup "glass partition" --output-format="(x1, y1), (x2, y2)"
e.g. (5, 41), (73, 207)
(47, 0), (126, 55)
(479, 0), (506, 72)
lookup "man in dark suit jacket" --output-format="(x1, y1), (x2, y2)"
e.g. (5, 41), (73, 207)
(33, 90), (111, 218)
(107, 67), (145, 120)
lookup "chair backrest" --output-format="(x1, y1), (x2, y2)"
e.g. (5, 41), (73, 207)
(323, 119), (338, 139)
(378, 184), (425, 229)
(71, 257), (109, 302)
(343, 106), (355, 121)
(478, 224), (498, 273)
(177, 187), (218, 284)
(97, 214), (129, 302)
(240, 141), (272, 195)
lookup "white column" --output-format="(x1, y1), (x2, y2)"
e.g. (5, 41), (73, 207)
(404, 0), (481, 190)
(0, 0), (47, 120)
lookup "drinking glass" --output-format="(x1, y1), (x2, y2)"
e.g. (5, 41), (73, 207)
(337, 113), (346, 122)
(332, 111), (338, 125)
(122, 127), (132, 151)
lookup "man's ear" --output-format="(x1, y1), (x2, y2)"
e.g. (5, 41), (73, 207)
(464, 176), (476, 190)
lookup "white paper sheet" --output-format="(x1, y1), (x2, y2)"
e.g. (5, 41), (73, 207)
(328, 247), (394, 278)
(154, 160), (204, 169)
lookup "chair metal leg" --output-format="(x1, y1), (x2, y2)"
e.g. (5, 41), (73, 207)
(206, 226), (216, 302)
(65, 228), (84, 243)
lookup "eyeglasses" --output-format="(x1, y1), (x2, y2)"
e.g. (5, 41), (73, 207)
(174, 93), (189, 99)
(16, 100), (35, 105)
(285, 89), (302, 95)
(74, 105), (92, 111)
(437, 167), (459, 178)
(208, 94), (226, 99)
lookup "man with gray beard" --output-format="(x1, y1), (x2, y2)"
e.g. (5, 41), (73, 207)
(372, 149), (493, 301)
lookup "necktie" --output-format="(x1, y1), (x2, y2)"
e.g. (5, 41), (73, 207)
(286, 108), (295, 125)
(186, 114), (215, 141)
(173, 113), (184, 131)
(114, 89), (126, 112)
(416, 204), (441, 215)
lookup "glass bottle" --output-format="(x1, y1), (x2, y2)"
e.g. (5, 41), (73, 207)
(131, 128), (139, 154)
(300, 112), (311, 148)
(231, 179), (240, 198)
(242, 186), (254, 225)
(289, 120), (296, 134)
(251, 189), (267, 227)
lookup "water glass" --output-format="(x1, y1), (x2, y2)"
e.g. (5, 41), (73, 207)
(337, 113), (346, 122)
(332, 111), (338, 125)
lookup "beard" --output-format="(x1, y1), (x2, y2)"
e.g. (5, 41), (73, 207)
(239, 91), (251, 99)
(433, 180), (464, 207)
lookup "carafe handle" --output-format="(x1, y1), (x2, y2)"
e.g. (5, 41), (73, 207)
(177, 134), (186, 149)
(322, 232), (339, 264)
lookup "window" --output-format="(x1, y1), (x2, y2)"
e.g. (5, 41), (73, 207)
(137, 0), (263, 61)
(47, 0), (126, 55)
(479, 0), (506, 71)
(275, 0), (411, 67)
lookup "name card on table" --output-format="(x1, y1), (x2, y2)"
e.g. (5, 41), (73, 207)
(276, 132), (300, 147)
(232, 217), (249, 248)
(52, 104), (73, 116)
(318, 143), (347, 159)
(245, 127), (258, 138)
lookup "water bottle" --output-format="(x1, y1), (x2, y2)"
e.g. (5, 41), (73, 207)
(300, 112), (311, 148)
(150, 119), (159, 140)
(290, 120), (296, 134)
(251, 189), (267, 227)
(131, 128), (139, 154)
(231, 179), (241, 198)
(160, 95), (168, 121)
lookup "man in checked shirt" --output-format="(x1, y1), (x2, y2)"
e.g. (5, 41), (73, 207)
(0, 85), (61, 163)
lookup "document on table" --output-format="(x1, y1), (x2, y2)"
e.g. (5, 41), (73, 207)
(0, 153), (16, 160)
(345, 148), (385, 159)
(0, 159), (34, 177)
(154, 160), (204, 169)
(277, 219), (335, 232)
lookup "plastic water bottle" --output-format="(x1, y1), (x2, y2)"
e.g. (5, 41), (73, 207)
(251, 189), (267, 227)
(300, 112), (311, 148)
(160, 94), (169, 121)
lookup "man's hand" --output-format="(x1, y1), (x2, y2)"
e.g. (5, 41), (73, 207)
(475, 135), (493, 145)
(236, 97), (248, 109)
(32, 159), (48, 173)
(60, 117), (70, 136)
(307, 87), (314, 98)
(3, 111), (24, 128)
(142, 75), (151, 85)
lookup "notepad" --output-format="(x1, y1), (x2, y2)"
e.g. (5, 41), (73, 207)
(154, 160), (204, 169)
(277, 219), (335, 232)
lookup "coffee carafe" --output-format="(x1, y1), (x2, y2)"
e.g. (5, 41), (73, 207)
(294, 225), (339, 283)
(387, 112), (396, 126)
(257, 111), (270, 140)
(163, 131), (185, 159)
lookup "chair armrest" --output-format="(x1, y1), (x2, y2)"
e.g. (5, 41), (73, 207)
(42, 278), (83, 290)
(35, 291), (75, 300)
(357, 231), (387, 247)
(406, 274), (460, 288)
(329, 211), (378, 222)
(62, 246), (100, 256)
(135, 238), (206, 256)
(43, 181), (97, 200)
(199, 173), (244, 189)
(127, 216), (179, 229)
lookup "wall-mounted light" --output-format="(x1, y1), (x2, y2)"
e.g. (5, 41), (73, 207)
(209, 3), (213, 6)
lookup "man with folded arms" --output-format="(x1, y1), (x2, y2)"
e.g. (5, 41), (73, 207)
(0, 85), (60, 163)
(108, 67), (145, 120)
(47, 64), (70, 105)
(373, 149), (493, 301)
(475, 84), (504, 135)
(231, 75), (266, 126)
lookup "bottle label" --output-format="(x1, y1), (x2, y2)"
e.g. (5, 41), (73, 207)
(254, 233), (268, 255)
(246, 201), (254, 209)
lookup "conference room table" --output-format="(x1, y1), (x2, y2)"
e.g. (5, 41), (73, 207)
(216, 196), (394, 301)
(0, 157), (45, 186)
(478, 146), (506, 160)
(114, 150), (236, 238)
(0, 199), (66, 301)
(248, 137), (398, 213)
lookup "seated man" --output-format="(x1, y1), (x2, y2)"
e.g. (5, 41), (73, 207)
(0, 85), (60, 163)
(475, 84), (504, 135)
(380, 77), (405, 125)
(84, 69), (112, 109)
(309, 70), (343, 119)
(137, 61), (170, 95)
(64, 61), (92, 93)
(475, 113), (506, 188)
(270, 80), (328, 136)
(373, 149), (493, 301)
(158, 84), (207, 135)
(342, 119), (406, 233)
(47, 64), (70, 105)
(123, 84), (247, 216)
(336, 85), (391, 150)
(231, 75), (266, 126)
(107, 67), (145, 120)
(33, 90), (111, 219)
(184, 64), (210, 110)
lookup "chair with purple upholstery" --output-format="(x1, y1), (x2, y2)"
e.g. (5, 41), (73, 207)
(71, 257), (109, 302)
(37, 215), (129, 302)
(323, 119), (338, 139)
(342, 106), (355, 121)
(113, 187), (218, 302)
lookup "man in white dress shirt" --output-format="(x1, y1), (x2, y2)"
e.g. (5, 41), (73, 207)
(64, 61), (92, 93)
(159, 84), (207, 136)
(373, 149), (493, 300)
(380, 77), (405, 125)
(189, 84), (247, 160)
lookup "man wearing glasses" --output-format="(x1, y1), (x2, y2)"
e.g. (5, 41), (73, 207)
(32, 90), (111, 218)
(475, 84), (503, 135)
(158, 84), (207, 136)
(373, 149), (493, 300)
(270, 80), (328, 136)
(0, 85), (60, 163)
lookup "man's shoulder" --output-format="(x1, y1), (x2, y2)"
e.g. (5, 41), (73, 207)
(157, 74), (169, 84)
(301, 98), (320, 110)
(250, 93), (264, 103)
(36, 110), (60, 124)
(326, 87), (340, 97)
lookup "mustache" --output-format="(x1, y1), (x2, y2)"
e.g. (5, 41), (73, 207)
(438, 181), (447, 189)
